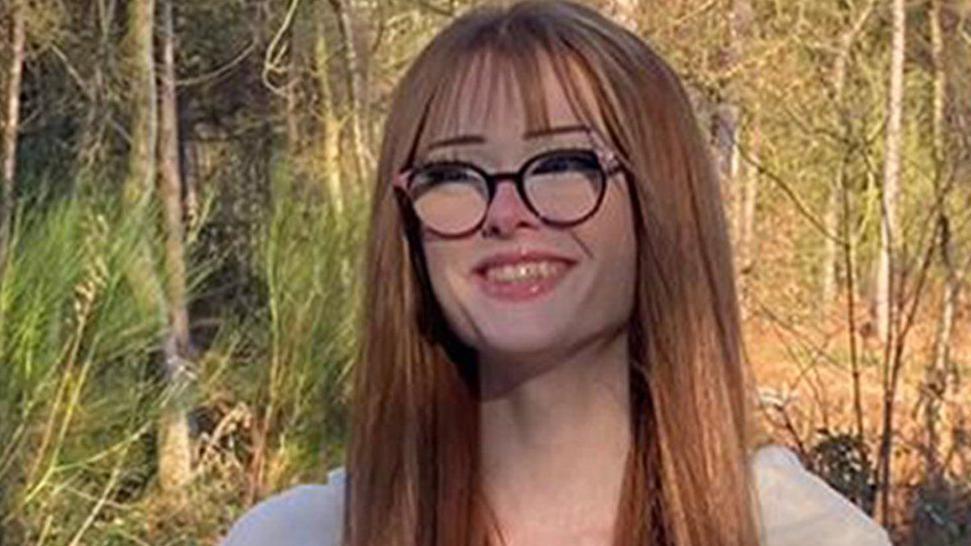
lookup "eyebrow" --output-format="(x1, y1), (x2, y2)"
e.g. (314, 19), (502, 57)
(423, 124), (591, 154)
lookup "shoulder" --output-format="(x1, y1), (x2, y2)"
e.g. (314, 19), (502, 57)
(220, 467), (347, 546)
(219, 451), (892, 546)
(751, 445), (891, 546)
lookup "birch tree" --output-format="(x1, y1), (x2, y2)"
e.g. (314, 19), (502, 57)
(874, 0), (905, 347)
(875, 0), (906, 525)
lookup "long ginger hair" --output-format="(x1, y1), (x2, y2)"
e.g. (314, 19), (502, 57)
(346, 1), (761, 544)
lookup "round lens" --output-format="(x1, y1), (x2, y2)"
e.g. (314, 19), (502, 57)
(524, 151), (604, 222)
(410, 164), (488, 234)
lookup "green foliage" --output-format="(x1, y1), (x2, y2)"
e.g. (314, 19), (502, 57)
(0, 192), (166, 544)
(0, 165), (366, 543)
(217, 154), (365, 484)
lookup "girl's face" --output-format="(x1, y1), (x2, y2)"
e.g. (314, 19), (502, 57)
(416, 57), (637, 366)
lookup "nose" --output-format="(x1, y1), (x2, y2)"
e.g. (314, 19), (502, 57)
(480, 179), (540, 237)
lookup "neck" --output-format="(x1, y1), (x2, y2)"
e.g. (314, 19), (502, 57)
(477, 331), (631, 543)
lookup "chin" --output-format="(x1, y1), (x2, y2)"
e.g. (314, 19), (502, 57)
(473, 328), (568, 362)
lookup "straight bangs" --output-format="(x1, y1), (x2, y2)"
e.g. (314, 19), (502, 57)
(411, 27), (611, 171)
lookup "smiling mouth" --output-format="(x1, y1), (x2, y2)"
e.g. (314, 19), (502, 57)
(483, 260), (569, 283)
(473, 258), (575, 301)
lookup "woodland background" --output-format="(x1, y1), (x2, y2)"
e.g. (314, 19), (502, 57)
(0, 0), (969, 544)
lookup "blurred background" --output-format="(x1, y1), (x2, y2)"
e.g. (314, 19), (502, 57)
(0, 0), (968, 544)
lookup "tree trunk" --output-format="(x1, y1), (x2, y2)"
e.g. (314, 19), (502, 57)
(157, 0), (193, 494)
(74, 0), (119, 186)
(737, 126), (758, 278)
(0, 0), (26, 273)
(180, 104), (199, 231)
(922, 0), (970, 486)
(123, 0), (159, 207)
(712, 102), (740, 198)
(121, 0), (192, 497)
(731, 0), (757, 290)
(286, 9), (305, 161)
(875, 0), (905, 348)
(120, 0), (163, 318)
(710, 0), (755, 310)
(875, 0), (906, 524)
(316, 5), (345, 215)
(327, 0), (369, 184)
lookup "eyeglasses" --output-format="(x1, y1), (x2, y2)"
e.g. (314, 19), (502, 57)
(394, 132), (626, 237)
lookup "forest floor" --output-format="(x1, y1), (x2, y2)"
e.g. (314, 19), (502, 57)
(745, 285), (971, 544)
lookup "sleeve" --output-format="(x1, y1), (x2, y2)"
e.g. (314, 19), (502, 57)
(752, 445), (891, 546)
(220, 468), (346, 546)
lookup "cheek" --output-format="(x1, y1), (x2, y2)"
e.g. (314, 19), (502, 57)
(594, 184), (637, 256)
(424, 255), (446, 298)
(588, 186), (638, 307)
(422, 241), (469, 319)
(420, 228), (456, 284)
(423, 244), (450, 298)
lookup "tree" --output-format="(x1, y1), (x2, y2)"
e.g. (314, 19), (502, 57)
(328, 0), (370, 184)
(72, 0), (120, 181)
(874, 0), (906, 348)
(921, 0), (971, 487)
(0, 0), (26, 272)
(121, 0), (193, 496)
(874, 0), (906, 523)
(728, 0), (758, 295)
(316, 0), (346, 214)
(122, 0), (158, 207)
(156, 0), (194, 494)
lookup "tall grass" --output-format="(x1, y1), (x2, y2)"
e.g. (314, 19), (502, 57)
(179, 162), (367, 542)
(0, 161), (366, 544)
(242, 160), (365, 489)
(0, 194), (167, 545)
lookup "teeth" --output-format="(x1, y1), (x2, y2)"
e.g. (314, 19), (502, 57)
(484, 261), (564, 283)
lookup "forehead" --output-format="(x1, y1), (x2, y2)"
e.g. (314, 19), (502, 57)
(416, 48), (605, 153)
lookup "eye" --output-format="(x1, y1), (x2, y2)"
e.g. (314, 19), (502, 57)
(531, 151), (600, 175)
(409, 163), (485, 201)
(413, 164), (478, 185)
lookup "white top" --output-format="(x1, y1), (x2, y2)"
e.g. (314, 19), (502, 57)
(220, 445), (891, 546)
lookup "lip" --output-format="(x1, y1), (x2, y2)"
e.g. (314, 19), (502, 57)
(471, 250), (577, 302)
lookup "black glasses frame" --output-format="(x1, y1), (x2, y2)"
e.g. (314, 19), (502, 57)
(394, 139), (627, 238)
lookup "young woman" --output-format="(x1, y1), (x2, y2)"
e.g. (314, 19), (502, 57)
(223, 1), (891, 545)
